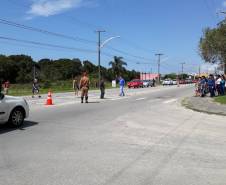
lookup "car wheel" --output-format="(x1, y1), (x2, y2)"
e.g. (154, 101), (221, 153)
(8, 108), (25, 127)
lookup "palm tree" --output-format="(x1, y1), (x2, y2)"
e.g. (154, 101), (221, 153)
(109, 56), (127, 78)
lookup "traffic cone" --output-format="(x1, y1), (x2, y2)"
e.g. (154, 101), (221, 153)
(46, 91), (53, 105)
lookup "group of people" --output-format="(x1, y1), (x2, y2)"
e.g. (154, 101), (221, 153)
(1, 73), (126, 104)
(73, 73), (126, 103)
(195, 74), (226, 97)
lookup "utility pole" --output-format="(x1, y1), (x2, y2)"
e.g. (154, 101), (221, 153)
(180, 62), (185, 74)
(155, 53), (164, 83)
(180, 62), (185, 80)
(96, 30), (106, 87)
(33, 65), (36, 80)
(198, 65), (201, 77)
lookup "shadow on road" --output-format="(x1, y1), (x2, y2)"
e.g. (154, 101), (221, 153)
(0, 121), (38, 135)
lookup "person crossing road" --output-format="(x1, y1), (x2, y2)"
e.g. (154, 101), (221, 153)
(119, 76), (125, 96)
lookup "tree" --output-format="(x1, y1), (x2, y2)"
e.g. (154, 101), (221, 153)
(199, 24), (226, 73)
(164, 73), (177, 79)
(109, 56), (127, 78)
(9, 55), (33, 83)
(83, 60), (97, 74)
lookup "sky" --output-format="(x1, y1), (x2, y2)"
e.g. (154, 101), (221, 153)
(0, 0), (225, 74)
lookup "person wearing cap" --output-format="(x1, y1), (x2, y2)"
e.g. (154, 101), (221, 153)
(79, 72), (90, 103)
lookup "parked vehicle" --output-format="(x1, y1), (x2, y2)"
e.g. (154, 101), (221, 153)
(172, 80), (177, 85)
(142, 80), (154, 87)
(179, 80), (186, 84)
(128, 79), (143, 88)
(162, 79), (173, 86)
(0, 93), (29, 126)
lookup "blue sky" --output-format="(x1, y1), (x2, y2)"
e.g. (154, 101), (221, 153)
(0, 0), (225, 74)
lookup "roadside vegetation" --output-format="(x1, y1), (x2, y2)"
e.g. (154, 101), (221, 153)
(0, 54), (139, 96)
(199, 22), (226, 74)
(214, 95), (226, 105)
(8, 80), (114, 96)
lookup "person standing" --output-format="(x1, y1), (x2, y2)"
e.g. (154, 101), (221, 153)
(200, 76), (207, 97)
(73, 77), (79, 96)
(207, 75), (215, 97)
(3, 80), (10, 95)
(32, 78), (41, 98)
(216, 75), (222, 96)
(195, 77), (201, 97)
(100, 78), (105, 99)
(153, 78), (156, 87)
(119, 76), (125, 96)
(79, 72), (90, 103)
(221, 75), (225, 95)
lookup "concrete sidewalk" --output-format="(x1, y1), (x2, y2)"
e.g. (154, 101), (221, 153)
(182, 96), (226, 116)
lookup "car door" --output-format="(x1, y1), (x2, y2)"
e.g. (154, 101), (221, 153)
(0, 94), (8, 121)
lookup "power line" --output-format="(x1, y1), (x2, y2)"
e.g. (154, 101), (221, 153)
(0, 35), (149, 67)
(0, 36), (97, 53)
(0, 18), (96, 44)
(0, 18), (156, 63)
(105, 46), (155, 62)
(6, 0), (157, 55)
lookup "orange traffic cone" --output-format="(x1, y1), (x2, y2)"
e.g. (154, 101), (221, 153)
(46, 91), (53, 105)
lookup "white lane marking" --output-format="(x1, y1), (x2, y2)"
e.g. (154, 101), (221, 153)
(135, 97), (146, 101)
(111, 97), (129, 101)
(163, 98), (177, 104)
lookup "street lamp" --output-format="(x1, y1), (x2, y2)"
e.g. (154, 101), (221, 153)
(96, 31), (120, 87)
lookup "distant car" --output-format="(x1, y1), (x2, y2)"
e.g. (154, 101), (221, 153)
(172, 80), (177, 85)
(128, 79), (143, 88)
(162, 79), (173, 86)
(0, 93), (29, 126)
(142, 80), (154, 87)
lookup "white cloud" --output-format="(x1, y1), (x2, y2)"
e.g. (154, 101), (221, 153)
(27, 0), (87, 18)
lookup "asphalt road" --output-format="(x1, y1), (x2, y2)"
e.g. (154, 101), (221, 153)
(1, 85), (226, 185)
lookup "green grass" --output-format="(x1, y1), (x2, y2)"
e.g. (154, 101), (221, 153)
(214, 95), (226, 105)
(7, 80), (114, 96)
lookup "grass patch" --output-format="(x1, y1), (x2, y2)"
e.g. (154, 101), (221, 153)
(214, 95), (226, 105)
(6, 80), (114, 96)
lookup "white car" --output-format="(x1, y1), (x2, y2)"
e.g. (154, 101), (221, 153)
(162, 79), (173, 86)
(172, 80), (177, 85)
(0, 93), (29, 126)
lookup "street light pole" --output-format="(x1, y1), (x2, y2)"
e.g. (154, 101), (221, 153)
(96, 30), (106, 87)
(155, 53), (164, 84)
(96, 31), (120, 88)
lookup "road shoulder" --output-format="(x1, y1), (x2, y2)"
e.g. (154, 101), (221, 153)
(182, 96), (226, 116)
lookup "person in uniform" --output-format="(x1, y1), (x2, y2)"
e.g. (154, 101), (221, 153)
(79, 72), (90, 103)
